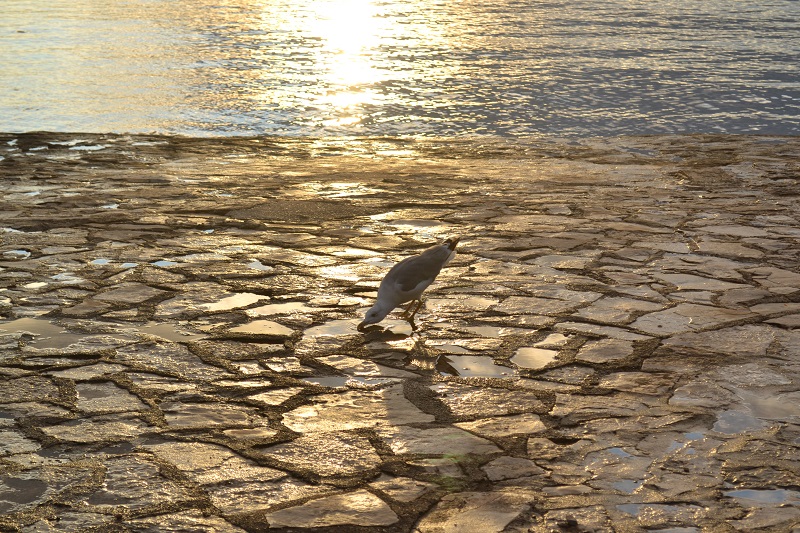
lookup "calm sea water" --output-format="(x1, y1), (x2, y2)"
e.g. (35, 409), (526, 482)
(1, 0), (798, 137)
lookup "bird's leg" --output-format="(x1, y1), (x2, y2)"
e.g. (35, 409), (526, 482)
(400, 299), (419, 319)
(406, 299), (424, 321)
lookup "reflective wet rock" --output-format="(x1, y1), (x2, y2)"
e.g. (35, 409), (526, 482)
(264, 490), (399, 528)
(414, 490), (535, 533)
(257, 432), (382, 477)
(227, 319), (295, 339)
(2, 133), (800, 532)
(512, 346), (558, 369)
(369, 474), (436, 502)
(85, 455), (194, 511)
(281, 384), (435, 432)
(454, 413), (546, 438)
(377, 425), (500, 456)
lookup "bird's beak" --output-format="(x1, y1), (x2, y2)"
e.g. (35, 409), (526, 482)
(357, 321), (367, 332)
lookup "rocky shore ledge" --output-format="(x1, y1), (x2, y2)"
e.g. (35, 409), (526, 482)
(1, 133), (799, 532)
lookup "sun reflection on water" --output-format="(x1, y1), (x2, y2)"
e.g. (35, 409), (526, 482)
(253, 0), (385, 128)
(251, 0), (449, 130)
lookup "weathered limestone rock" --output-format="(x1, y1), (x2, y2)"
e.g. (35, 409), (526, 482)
(370, 474), (437, 502)
(377, 425), (500, 456)
(264, 490), (399, 528)
(481, 456), (545, 481)
(431, 382), (548, 418)
(86, 455), (194, 510)
(454, 413), (546, 437)
(75, 381), (148, 413)
(661, 324), (776, 356)
(414, 490), (534, 533)
(94, 282), (168, 304)
(281, 384), (434, 432)
(576, 338), (635, 363)
(257, 432), (382, 477)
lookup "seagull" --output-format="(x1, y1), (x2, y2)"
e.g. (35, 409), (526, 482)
(357, 236), (460, 331)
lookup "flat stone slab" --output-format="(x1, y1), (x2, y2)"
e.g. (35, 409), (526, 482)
(41, 415), (149, 443)
(75, 381), (148, 413)
(661, 324), (776, 356)
(481, 456), (546, 481)
(264, 490), (399, 528)
(227, 320), (294, 338)
(431, 382), (548, 418)
(94, 282), (168, 304)
(281, 384), (435, 432)
(630, 303), (755, 336)
(369, 474), (437, 502)
(85, 455), (194, 511)
(144, 441), (330, 514)
(454, 413), (546, 437)
(414, 490), (534, 533)
(257, 432), (382, 477)
(576, 338), (636, 363)
(377, 425), (500, 456)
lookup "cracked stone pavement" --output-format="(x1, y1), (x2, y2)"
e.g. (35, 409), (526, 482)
(1, 133), (799, 532)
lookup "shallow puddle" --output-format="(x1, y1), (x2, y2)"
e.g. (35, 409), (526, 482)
(247, 301), (313, 316)
(436, 355), (512, 378)
(203, 292), (268, 312)
(3, 250), (31, 260)
(246, 259), (274, 272)
(303, 375), (350, 388)
(725, 488), (800, 506)
(712, 410), (767, 434)
(303, 319), (358, 337)
(0, 317), (86, 349)
(228, 320), (294, 337)
(613, 479), (643, 493)
(512, 347), (558, 369)
(51, 272), (85, 284)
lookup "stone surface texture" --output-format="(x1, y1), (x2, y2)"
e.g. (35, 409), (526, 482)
(1, 133), (800, 532)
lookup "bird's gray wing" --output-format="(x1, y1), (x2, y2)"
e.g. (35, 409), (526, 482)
(384, 253), (444, 294)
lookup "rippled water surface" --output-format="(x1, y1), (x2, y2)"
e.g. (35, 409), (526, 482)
(2, 0), (798, 136)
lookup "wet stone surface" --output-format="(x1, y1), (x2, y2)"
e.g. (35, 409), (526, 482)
(1, 133), (800, 532)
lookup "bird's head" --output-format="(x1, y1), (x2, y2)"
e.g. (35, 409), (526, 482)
(444, 236), (460, 250)
(357, 304), (391, 332)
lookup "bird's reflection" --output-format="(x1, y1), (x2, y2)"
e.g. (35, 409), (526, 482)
(361, 325), (457, 375)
